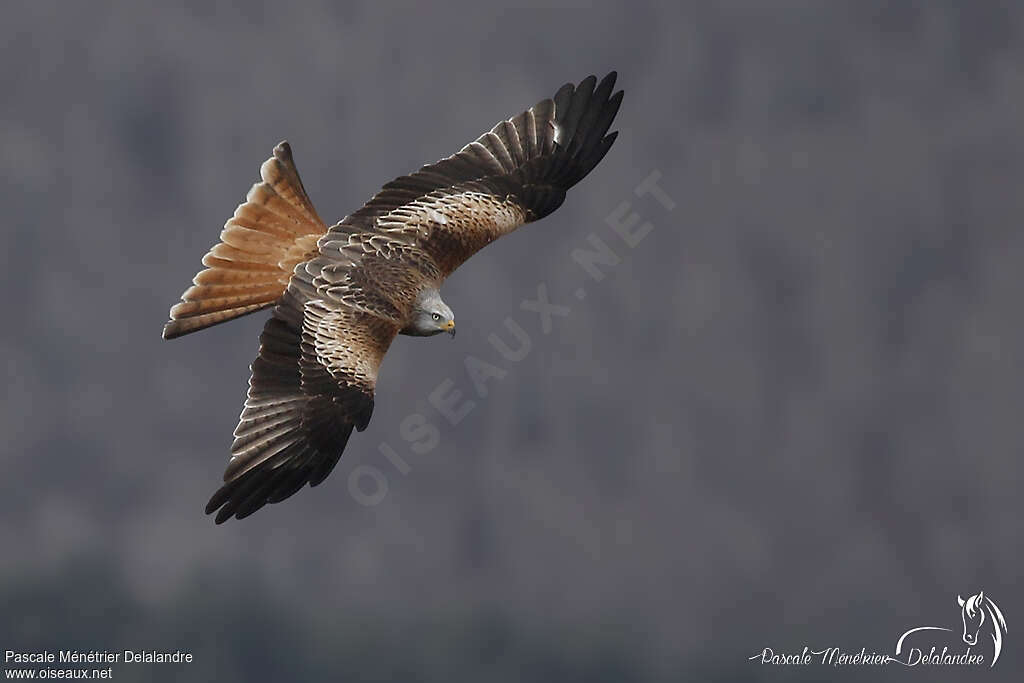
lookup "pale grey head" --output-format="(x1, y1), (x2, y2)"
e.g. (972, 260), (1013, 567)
(401, 287), (455, 337)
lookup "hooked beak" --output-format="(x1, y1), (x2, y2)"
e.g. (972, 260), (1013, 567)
(443, 319), (456, 337)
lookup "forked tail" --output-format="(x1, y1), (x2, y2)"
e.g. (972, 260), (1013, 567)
(162, 141), (327, 339)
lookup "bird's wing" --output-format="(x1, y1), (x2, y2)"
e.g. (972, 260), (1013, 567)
(326, 72), (623, 277)
(163, 142), (327, 339)
(204, 246), (412, 523)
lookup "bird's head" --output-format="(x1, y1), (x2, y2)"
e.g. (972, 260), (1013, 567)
(404, 288), (455, 337)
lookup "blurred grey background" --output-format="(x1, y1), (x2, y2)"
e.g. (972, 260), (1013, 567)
(2, 1), (1022, 681)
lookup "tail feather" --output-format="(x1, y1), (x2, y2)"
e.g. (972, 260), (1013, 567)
(163, 141), (327, 340)
(161, 305), (270, 338)
(181, 281), (284, 299)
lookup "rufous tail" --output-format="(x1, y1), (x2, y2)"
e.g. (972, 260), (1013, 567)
(162, 141), (327, 340)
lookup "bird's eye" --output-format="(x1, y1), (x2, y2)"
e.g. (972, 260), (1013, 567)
(431, 313), (440, 321)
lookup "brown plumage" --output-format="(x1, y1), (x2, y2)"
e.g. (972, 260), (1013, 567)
(164, 73), (624, 522)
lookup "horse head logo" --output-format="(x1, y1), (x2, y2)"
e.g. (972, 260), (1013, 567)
(958, 592), (1007, 665)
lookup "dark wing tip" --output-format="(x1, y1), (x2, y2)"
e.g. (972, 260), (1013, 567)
(540, 71), (624, 189)
(214, 505), (234, 524)
(598, 72), (618, 96)
(273, 140), (293, 161)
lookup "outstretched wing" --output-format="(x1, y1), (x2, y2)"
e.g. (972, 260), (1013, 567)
(205, 266), (403, 523)
(204, 229), (436, 523)
(327, 72), (623, 277)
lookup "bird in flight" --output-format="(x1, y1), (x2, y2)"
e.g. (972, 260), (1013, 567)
(164, 73), (624, 523)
